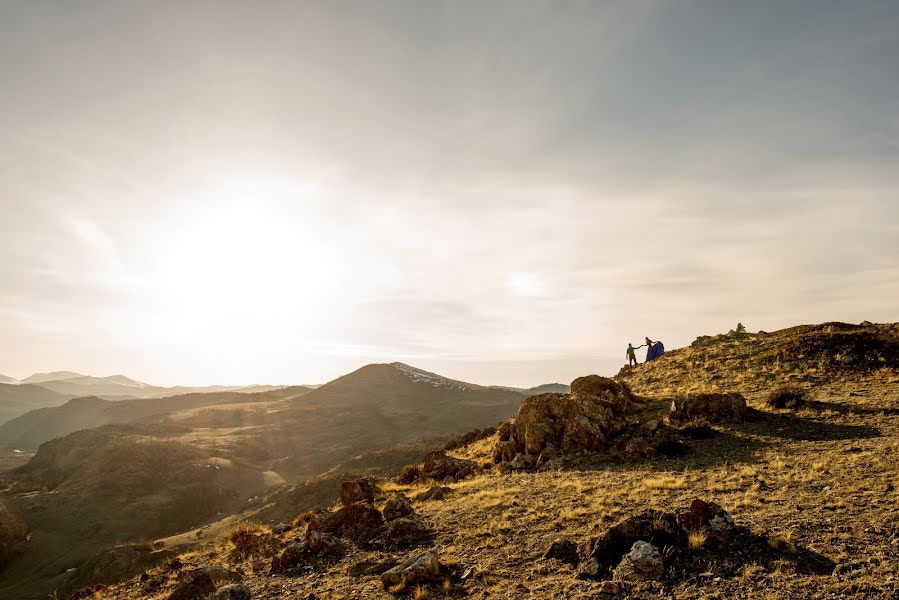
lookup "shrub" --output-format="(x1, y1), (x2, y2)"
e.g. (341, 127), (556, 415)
(766, 385), (808, 409)
(396, 464), (421, 485)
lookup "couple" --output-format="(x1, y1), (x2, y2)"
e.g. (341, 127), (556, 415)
(626, 337), (663, 367)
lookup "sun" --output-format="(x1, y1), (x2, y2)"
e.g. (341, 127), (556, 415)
(134, 180), (352, 346)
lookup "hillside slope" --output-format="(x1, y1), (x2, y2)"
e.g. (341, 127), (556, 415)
(92, 321), (899, 600)
(0, 383), (71, 430)
(0, 387), (310, 451)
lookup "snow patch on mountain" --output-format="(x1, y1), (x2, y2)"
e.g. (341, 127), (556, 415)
(390, 363), (479, 392)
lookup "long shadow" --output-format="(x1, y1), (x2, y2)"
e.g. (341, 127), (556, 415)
(742, 409), (880, 442)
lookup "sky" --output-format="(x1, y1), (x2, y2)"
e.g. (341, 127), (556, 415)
(1, 1), (897, 387)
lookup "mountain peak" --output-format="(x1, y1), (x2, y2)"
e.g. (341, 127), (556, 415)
(21, 371), (85, 384)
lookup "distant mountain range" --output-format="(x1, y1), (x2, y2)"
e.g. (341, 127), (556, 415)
(0, 370), (289, 426)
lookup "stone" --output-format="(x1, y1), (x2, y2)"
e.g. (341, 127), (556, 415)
(339, 479), (378, 506)
(420, 451), (478, 482)
(384, 516), (430, 548)
(308, 502), (383, 543)
(669, 393), (747, 423)
(612, 541), (664, 582)
(383, 493), (414, 521)
(269, 532), (343, 573)
(380, 551), (445, 589)
(272, 523), (293, 534)
(212, 583), (252, 600)
(543, 539), (579, 567)
(580, 510), (682, 579)
(413, 486), (452, 502)
(348, 558), (399, 577)
(165, 566), (242, 600)
(674, 499), (734, 541)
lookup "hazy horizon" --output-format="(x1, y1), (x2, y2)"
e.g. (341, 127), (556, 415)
(2, 1), (897, 388)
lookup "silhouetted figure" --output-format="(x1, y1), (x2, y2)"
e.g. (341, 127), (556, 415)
(627, 343), (641, 367)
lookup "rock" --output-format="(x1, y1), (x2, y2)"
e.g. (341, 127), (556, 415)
(669, 393), (747, 423)
(613, 541), (664, 582)
(348, 558), (399, 577)
(420, 451), (478, 482)
(340, 479), (378, 506)
(308, 502), (383, 543)
(384, 516), (430, 548)
(570, 375), (634, 414)
(493, 376), (634, 463)
(674, 499), (734, 541)
(272, 523), (293, 534)
(270, 532), (343, 573)
(165, 566), (242, 600)
(380, 550), (445, 589)
(580, 509), (682, 579)
(383, 493), (414, 521)
(213, 583), (252, 600)
(543, 539), (579, 567)
(414, 486), (452, 502)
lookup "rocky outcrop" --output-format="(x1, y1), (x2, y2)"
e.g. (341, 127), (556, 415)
(578, 499), (734, 581)
(308, 502), (383, 543)
(494, 376), (645, 464)
(668, 393), (747, 423)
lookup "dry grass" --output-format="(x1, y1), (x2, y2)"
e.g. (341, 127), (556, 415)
(642, 475), (687, 490)
(688, 529), (708, 550)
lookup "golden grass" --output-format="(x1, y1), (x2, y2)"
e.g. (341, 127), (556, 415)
(642, 475), (686, 490)
(688, 529), (708, 550)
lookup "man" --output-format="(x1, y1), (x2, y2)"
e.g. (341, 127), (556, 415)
(626, 343), (641, 367)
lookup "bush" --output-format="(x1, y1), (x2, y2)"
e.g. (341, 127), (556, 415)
(766, 385), (808, 409)
(396, 464), (421, 485)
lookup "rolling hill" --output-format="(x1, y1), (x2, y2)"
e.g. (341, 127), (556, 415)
(0, 383), (71, 431)
(76, 321), (899, 600)
(0, 362), (545, 599)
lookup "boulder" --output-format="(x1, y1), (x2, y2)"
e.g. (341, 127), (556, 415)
(383, 516), (430, 548)
(674, 499), (734, 541)
(380, 551), (445, 589)
(495, 376), (633, 462)
(308, 502), (383, 543)
(270, 531), (343, 573)
(420, 451), (478, 482)
(383, 493), (414, 521)
(669, 393), (747, 423)
(570, 375), (634, 414)
(579, 509), (682, 579)
(612, 541), (664, 582)
(166, 567), (242, 600)
(212, 583), (252, 600)
(413, 486), (452, 502)
(340, 479), (378, 506)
